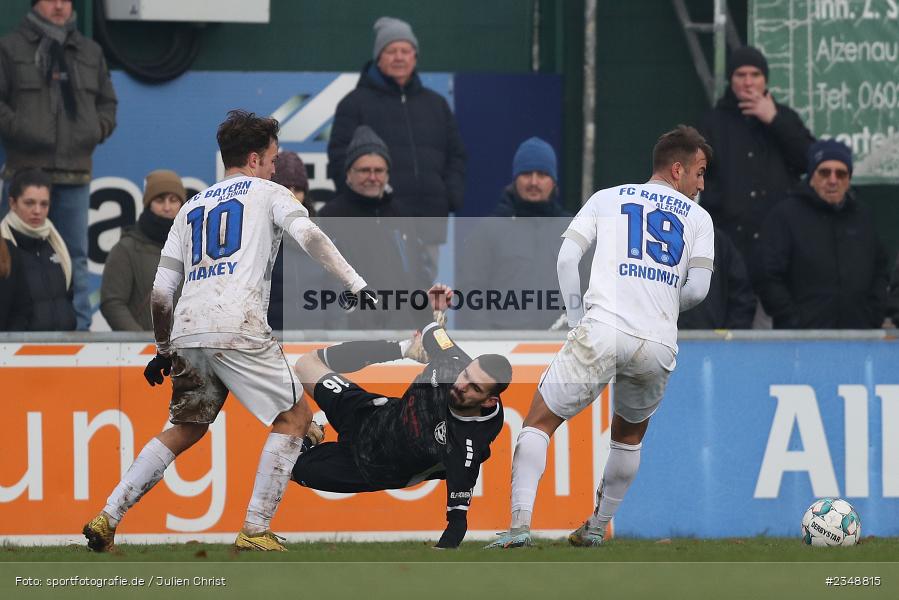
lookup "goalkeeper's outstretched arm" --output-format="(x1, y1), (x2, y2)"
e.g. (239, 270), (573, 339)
(435, 438), (485, 548)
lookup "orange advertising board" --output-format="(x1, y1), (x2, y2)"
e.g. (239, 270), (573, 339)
(0, 341), (609, 543)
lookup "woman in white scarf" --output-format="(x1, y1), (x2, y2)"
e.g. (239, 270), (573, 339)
(1, 168), (76, 331)
(0, 173), (72, 289)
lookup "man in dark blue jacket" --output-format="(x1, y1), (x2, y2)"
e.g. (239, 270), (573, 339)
(457, 137), (574, 329)
(758, 140), (889, 329)
(327, 16), (466, 256)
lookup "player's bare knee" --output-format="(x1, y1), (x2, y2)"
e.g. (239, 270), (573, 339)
(294, 352), (324, 381)
(522, 391), (563, 435)
(272, 400), (313, 436)
(610, 413), (649, 445)
(158, 422), (208, 455)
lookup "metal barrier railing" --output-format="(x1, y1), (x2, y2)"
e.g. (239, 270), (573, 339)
(0, 329), (895, 343)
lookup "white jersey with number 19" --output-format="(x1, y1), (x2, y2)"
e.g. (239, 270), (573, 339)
(160, 175), (308, 348)
(563, 182), (715, 351)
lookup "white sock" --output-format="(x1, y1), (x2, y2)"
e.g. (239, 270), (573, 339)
(588, 439), (642, 530)
(511, 509), (532, 531)
(509, 427), (551, 531)
(103, 437), (175, 526)
(243, 433), (304, 534)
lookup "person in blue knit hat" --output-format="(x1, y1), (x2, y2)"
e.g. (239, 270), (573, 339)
(457, 137), (575, 330)
(513, 137), (558, 185)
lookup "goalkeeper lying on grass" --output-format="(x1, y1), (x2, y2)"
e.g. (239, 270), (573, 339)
(291, 285), (511, 548)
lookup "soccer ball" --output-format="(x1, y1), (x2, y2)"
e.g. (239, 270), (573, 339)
(801, 498), (861, 547)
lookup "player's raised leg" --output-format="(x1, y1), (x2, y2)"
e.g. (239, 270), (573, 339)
(84, 425), (205, 552)
(84, 351), (224, 552)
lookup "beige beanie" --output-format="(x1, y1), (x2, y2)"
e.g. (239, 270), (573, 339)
(143, 170), (186, 208)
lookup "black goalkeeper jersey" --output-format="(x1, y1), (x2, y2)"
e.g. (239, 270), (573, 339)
(351, 324), (504, 514)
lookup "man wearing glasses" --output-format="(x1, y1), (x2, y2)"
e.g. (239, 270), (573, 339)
(758, 139), (890, 329)
(317, 125), (429, 329)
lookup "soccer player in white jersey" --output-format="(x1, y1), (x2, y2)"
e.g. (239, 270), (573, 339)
(486, 125), (715, 548)
(83, 110), (374, 552)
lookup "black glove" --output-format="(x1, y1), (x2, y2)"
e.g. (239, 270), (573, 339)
(144, 354), (172, 386)
(338, 287), (379, 312)
(434, 510), (467, 549)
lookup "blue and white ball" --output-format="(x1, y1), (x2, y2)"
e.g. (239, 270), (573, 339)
(801, 498), (861, 547)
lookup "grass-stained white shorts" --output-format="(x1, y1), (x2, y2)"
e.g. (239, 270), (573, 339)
(539, 318), (676, 423)
(169, 339), (298, 426)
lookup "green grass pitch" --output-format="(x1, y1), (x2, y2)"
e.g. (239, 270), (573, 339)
(2, 538), (898, 600)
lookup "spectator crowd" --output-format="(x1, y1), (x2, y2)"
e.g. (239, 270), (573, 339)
(1, 3), (897, 333)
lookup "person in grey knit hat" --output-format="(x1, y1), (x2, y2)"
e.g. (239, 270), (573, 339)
(326, 14), (466, 253)
(340, 125), (392, 201)
(344, 125), (392, 174)
(373, 16), (418, 61)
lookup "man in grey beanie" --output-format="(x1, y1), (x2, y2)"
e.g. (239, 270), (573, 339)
(319, 125), (429, 329)
(343, 124), (392, 177)
(327, 15), (466, 265)
(372, 16), (419, 77)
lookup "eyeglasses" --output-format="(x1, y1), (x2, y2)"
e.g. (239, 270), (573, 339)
(351, 167), (388, 177)
(815, 167), (849, 180)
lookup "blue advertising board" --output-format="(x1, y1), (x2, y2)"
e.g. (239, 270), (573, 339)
(0, 69), (561, 328)
(617, 339), (899, 537)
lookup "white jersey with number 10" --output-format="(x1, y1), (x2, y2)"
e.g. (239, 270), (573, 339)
(563, 182), (715, 351)
(160, 175), (307, 347)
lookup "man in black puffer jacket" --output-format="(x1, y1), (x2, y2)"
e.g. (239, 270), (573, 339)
(327, 16), (466, 254)
(758, 140), (889, 329)
(699, 46), (815, 283)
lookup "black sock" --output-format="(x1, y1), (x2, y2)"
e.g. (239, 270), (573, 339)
(317, 340), (403, 373)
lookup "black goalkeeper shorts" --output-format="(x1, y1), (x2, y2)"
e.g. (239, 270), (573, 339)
(312, 371), (388, 440)
(292, 442), (383, 493)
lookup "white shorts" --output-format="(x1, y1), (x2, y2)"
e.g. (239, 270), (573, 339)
(538, 318), (677, 423)
(169, 339), (299, 426)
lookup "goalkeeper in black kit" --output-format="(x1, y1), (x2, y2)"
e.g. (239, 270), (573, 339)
(291, 285), (511, 548)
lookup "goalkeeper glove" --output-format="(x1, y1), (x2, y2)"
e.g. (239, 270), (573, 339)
(144, 354), (172, 386)
(301, 421), (325, 452)
(435, 510), (467, 548)
(402, 331), (429, 364)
